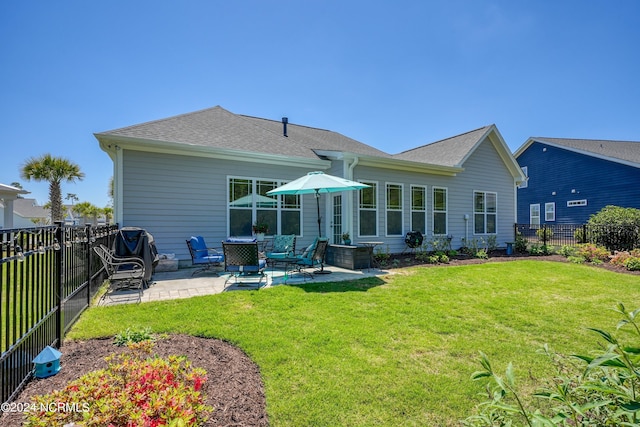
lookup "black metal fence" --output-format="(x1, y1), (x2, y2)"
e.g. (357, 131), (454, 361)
(1, 222), (118, 404)
(515, 223), (640, 251)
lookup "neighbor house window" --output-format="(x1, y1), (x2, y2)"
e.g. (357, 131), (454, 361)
(410, 185), (427, 234)
(545, 202), (556, 222)
(432, 187), (447, 235)
(386, 183), (403, 236)
(359, 180), (377, 236)
(530, 204), (540, 226)
(519, 166), (528, 189)
(474, 191), (497, 234)
(228, 177), (300, 236)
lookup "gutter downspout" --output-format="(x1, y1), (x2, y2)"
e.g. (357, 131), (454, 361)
(345, 157), (359, 240)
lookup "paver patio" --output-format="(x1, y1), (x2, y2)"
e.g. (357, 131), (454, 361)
(98, 265), (390, 306)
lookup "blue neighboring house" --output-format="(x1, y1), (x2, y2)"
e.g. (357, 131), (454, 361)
(514, 137), (640, 224)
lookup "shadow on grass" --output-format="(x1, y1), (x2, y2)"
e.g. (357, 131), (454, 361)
(288, 277), (387, 293)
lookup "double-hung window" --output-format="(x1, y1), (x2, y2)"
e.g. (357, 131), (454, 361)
(545, 202), (556, 222)
(410, 185), (427, 234)
(359, 181), (377, 237)
(432, 187), (447, 235)
(474, 191), (497, 234)
(386, 183), (403, 236)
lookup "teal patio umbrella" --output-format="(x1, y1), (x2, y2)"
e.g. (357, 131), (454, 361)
(267, 171), (369, 236)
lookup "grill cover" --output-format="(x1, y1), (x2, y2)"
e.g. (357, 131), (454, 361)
(113, 227), (159, 282)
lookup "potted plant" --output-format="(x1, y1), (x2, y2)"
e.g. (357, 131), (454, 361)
(252, 222), (269, 241)
(342, 232), (351, 245)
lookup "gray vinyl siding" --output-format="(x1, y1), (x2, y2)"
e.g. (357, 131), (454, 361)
(351, 138), (516, 253)
(121, 150), (324, 262)
(120, 136), (516, 261)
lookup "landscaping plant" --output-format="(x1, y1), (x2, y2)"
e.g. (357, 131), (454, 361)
(26, 341), (211, 427)
(463, 303), (640, 426)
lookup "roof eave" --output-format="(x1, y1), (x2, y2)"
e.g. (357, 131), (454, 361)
(516, 137), (640, 169)
(95, 133), (331, 169)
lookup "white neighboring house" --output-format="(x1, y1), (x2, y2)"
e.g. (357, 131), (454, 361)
(95, 106), (526, 264)
(0, 193), (48, 229)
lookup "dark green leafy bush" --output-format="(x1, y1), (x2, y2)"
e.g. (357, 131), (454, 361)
(463, 303), (640, 426)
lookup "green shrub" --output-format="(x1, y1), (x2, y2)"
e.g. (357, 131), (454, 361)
(463, 303), (640, 426)
(474, 250), (488, 260)
(438, 254), (450, 263)
(515, 232), (528, 253)
(113, 327), (155, 346)
(567, 255), (585, 264)
(26, 341), (211, 426)
(535, 227), (553, 241)
(558, 245), (576, 257)
(528, 244), (552, 255)
(587, 205), (640, 250)
(624, 257), (640, 271)
(374, 246), (391, 266)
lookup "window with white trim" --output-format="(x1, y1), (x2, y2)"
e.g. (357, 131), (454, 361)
(410, 185), (427, 234)
(386, 183), (403, 236)
(359, 181), (377, 237)
(567, 199), (587, 207)
(530, 204), (540, 226)
(474, 191), (497, 234)
(545, 202), (556, 222)
(432, 187), (447, 235)
(228, 177), (300, 236)
(519, 166), (528, 189)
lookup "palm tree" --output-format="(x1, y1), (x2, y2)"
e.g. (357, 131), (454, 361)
(73, 201), (99, 225)
(21, 154), (85, 222)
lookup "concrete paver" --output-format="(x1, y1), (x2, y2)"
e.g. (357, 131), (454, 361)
(98, 265), (389, 306)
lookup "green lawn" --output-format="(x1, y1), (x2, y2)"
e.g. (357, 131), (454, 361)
(68, 260), (640, 426)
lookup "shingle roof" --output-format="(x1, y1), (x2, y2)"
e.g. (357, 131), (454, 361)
(392, 126), (493, 167)
(240, 115), (391, 158)
(96, 107), (512, 172)
(531, 137), (640, 165)
(97, 106), (387, 160)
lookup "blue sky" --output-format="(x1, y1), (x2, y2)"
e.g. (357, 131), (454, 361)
(2, 1), (639, 208)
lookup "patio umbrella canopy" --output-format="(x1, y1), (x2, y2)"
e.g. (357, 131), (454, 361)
(267, 171), (369, 236)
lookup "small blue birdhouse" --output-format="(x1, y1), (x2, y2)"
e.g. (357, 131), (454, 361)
(32, 346), (62, 378)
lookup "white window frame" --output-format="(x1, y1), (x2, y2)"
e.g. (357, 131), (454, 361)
(227, 176), (301, 237)
(519, 166), (528, 189)
(530, 204), (540, 226)
(358, 180), (378, 237)
(473, 191), (497, 235)
(410, 185), (427, 234)
(545, 202), (556, 222)
(385, 183), (404, 237)
(567, 199), (587, 207)
(432, 187), (448, 235)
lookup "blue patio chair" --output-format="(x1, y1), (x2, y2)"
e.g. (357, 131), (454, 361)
(186, 236), (224, 276)
(265, 234), (296, 260)
(293, 237), (329, 279)
(222, 240), (267, 287)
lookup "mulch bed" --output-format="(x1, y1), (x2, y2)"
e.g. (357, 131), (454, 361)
(1, 335), (268, 427)
(2, 253), (636, 426)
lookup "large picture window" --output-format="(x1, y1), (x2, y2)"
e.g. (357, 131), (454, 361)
(228, 177), (300, 236)
(410, 185), (426, 234)
(386, 183), (403, 236)
(359, 181), (377, 237)
(474, 191), (497, 234)
(432, 187), (447, 235)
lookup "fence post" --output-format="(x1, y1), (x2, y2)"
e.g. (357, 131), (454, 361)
(55, 222), (64, 348)
(86, 224), (93, 307)
(542, 224), (547, 246)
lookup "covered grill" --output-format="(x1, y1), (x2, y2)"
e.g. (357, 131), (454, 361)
(113, 227), (159, 282)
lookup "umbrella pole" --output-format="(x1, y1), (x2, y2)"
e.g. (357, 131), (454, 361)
(314, 189), (331, 274)
(315, 190), (321, 237)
